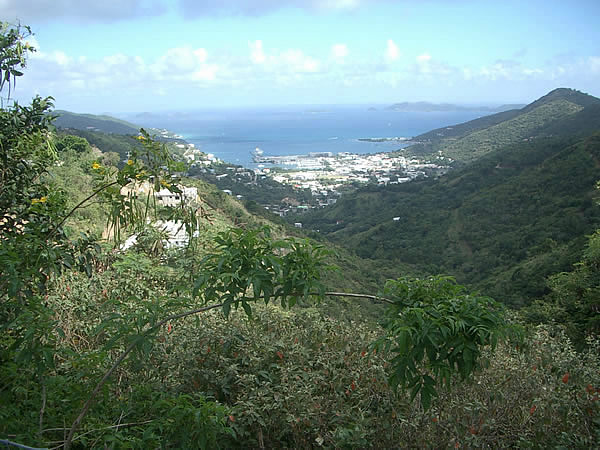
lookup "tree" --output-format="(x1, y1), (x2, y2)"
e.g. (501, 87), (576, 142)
(375, 276), (518, 410)
(55, 134), (91, 153)
(546, 229), (600, 347)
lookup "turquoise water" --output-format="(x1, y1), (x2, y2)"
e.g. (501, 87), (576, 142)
(128, 105), (492, 168)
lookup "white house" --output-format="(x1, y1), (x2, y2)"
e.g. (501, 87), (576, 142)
(154, 186), (198, 207)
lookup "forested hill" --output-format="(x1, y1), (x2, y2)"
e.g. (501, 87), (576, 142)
(299, 91), (600, 307)
(406, 88), (600, 163)
(53, 110), (141, 134)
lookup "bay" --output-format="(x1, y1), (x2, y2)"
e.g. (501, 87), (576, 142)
(125, 105), (494, 168)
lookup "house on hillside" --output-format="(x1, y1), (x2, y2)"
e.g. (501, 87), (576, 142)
(154, 186), (198, 207)
(121, 220), (198, 250)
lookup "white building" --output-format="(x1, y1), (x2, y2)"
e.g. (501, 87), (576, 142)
(154, 186), (198, 207)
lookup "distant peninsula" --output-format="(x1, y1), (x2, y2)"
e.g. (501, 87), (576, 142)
(386, 102), (525, 113)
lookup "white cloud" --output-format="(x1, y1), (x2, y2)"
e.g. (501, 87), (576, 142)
(104, 53), (129, 66)
(155, 46), (209, 73)
(385, 39), (400, 62)
(522, 68), (543, 76)
(21, 43), (221, 97)
(416, 53), (431, 63)
(52, 51), (72, 66)
(19, 39), (328, 103)
(317, 0), (361, 10)
(31, 49), (72, 66)
(462, 68), (473, 80)
(473, 60), (548, 81)
(331, 43), (349, 61)
(247, 42), (321, 75)
(281, 49), (320, 73)
(478, 62), (511, 81)
(589, 56), (600, 74)
(191, 65), (218, 81)
(250, 40), (266, 64)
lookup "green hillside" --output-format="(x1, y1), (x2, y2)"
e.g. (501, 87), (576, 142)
(56, 128), (142, 162)
(299, 94), (600, 307)
(406, 88), (600, 163)
(53, 110), (141, 134)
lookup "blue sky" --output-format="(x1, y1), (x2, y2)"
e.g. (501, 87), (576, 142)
(2, 0), (599, 113)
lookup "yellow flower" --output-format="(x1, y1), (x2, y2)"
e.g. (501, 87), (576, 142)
(160, 179), (171, 188)
(127, 159), (134, 166)
(136, 135), (145, 141)
(92, 162), (101, 170)
(135, 170), (146, 179)
(31, 196), (47, 205)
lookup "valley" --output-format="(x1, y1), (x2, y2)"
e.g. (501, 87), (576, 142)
(2, 18), (599, 447)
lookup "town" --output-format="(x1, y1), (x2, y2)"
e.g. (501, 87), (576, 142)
(177, 138), (452, 219)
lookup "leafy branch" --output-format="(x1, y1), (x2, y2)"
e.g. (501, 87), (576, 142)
(374, 276), (522, 410)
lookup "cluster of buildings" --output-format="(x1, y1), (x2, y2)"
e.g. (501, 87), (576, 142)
(264, 150), (448, 191)
(248, 152), (449, 217)
(178, 143), (219, 166)
(161, 135), (451, 219)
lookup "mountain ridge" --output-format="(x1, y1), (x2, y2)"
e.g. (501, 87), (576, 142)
(403, 88), (600, 163)
(386, 101), (524, 113)
(53, 110), (141, 134)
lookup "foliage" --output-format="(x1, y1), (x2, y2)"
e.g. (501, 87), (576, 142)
(522, 228), (600, 348)
(435, 99), (583, 162)
(0, 24), (69, 298)
(54, 133), (91, 153)
(45, 142), (107, 236)
(194, 226), (331, 317)
(53, 109), (141, 134)
(419, 324), (600, 448)
(550, 229), (600, 337)
(188, 162), (314, 210)
(58, 127), (142, 163)
(147, 303), (600, 448)
(0, 23), (218, 447)
(0, 22), (34, 99)
(166, 304), (394, 448)
(375, 276), (517, 410)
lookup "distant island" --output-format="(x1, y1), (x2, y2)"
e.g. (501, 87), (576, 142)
(386, 102), (525, 113)
(357, 137), (412, 143)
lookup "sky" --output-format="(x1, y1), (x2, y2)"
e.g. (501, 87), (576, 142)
(2, 0), (600, 113)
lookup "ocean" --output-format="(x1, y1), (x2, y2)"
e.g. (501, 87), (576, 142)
(124, 105), (493, 168)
